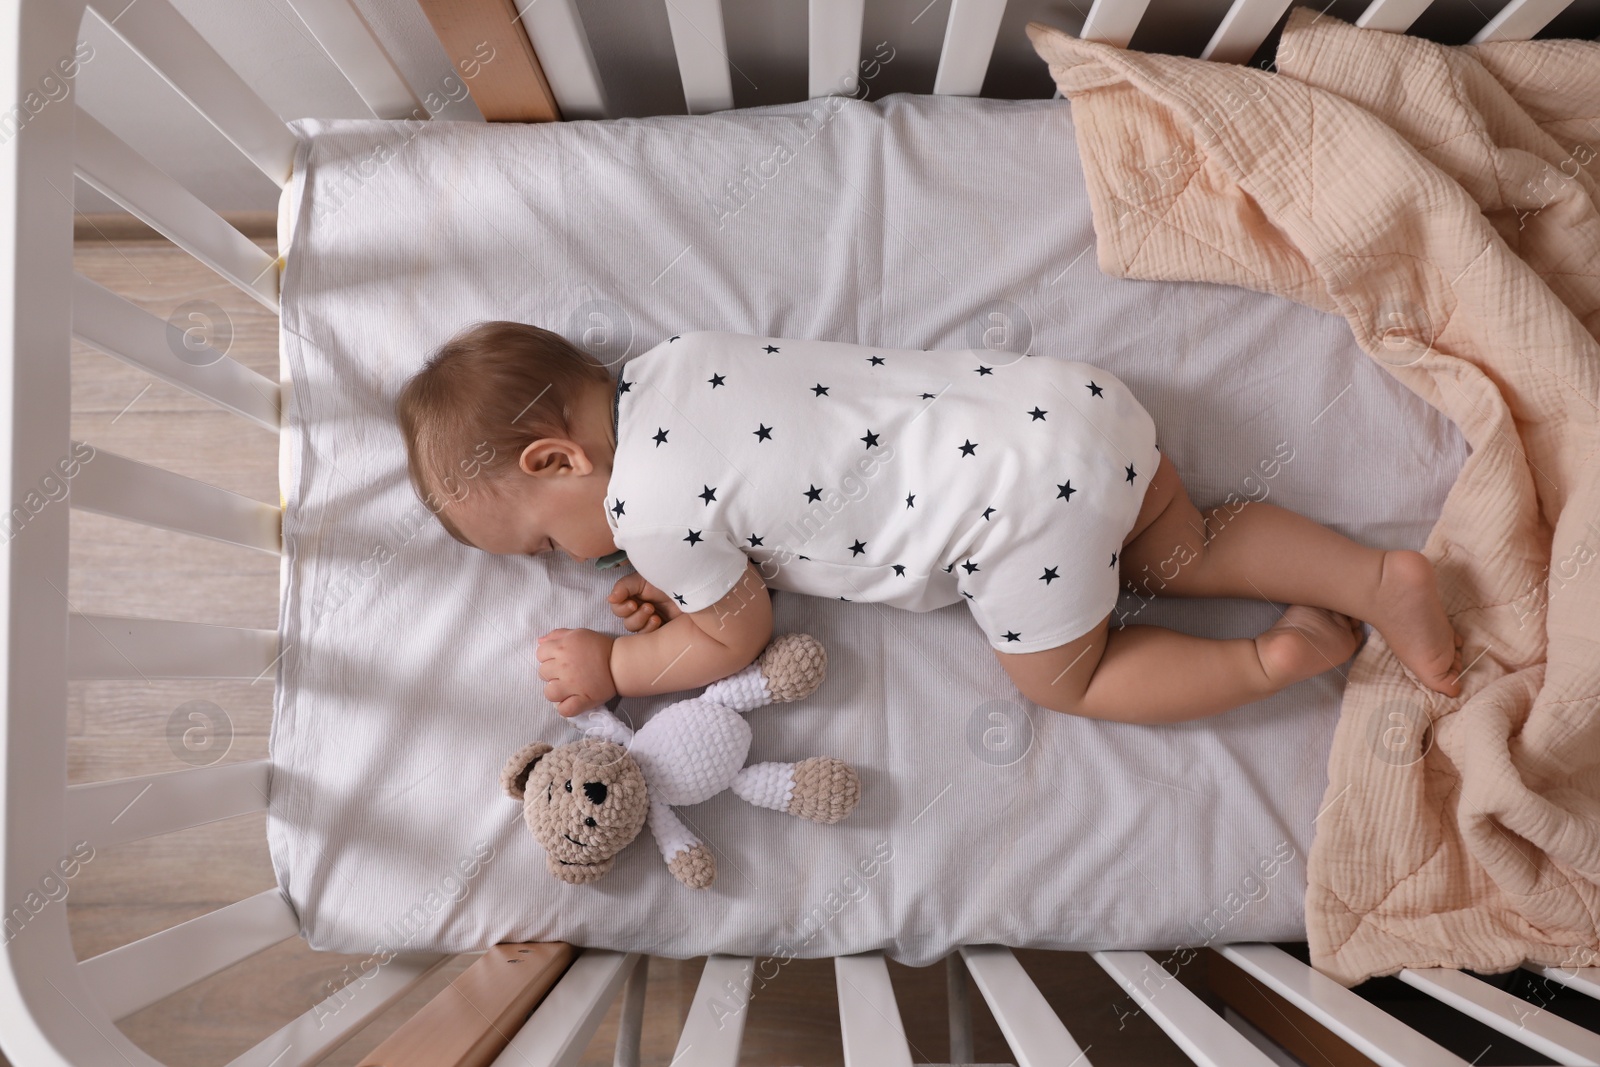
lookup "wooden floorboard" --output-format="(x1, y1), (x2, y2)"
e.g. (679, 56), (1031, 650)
(54, 228), (1202, 1066)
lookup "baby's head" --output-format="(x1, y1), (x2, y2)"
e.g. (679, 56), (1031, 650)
(395, 320), (619, 561)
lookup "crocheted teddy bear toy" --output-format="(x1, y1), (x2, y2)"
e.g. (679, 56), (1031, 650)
(501, 632), (861, 889)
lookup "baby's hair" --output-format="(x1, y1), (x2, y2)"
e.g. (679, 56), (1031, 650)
(395, 320), (614, 546)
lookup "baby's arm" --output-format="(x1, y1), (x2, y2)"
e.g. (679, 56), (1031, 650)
(609, 560), (773, 698)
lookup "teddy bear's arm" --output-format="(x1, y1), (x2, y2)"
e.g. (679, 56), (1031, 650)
(648, 801), (715, 889)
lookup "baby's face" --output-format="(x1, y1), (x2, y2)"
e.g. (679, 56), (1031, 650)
(446, 465), (616, 562)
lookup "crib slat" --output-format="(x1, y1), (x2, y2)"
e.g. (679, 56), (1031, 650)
(809, 0), (865, 98)
(946, 952), (975, 1063)
(672, 955), (753, 1066)
(359, 944), (576, 1067)
(72, 275), (280, 432)
(73, 109), (280, 313)
(1533, 966), (1600, 1001)
(83, 0), (297, 186)
(1199, 0), (1295, 63)
(614, 955), (648, 1067)
(78, 889), (300, 1021)
(1354, 0), (1433, 32)
(835, 952), (914, 1067)
(932, 0), (1007, 95)
(1218, 945), (1470, 1067)
(519, 0), (610, 119)
(958, 945), (1089, 1066)
(1468, 0), (1574, 41)
(489, 949), (638, 1066)
(70, 445), (280, 554)
(278, 0), (422, 119)
(227, 954), (453, 1067)
(65, 760), (270, 850)
(68, 613), (279, 680)
(1077, 0), (1154, 48)
(663, 0), (734, 114)
(1399, 968), (1600, 1065)
(1092, 951), (1275, 1067)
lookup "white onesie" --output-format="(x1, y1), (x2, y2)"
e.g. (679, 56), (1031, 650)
(604, 331), (1159, 653)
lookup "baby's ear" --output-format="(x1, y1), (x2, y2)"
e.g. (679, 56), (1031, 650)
(501, 741), (554, 800)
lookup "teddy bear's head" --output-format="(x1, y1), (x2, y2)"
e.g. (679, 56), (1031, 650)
(501, 737), (651, 884)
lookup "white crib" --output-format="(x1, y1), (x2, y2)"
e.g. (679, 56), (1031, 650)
(4, 0), (1599, 1063)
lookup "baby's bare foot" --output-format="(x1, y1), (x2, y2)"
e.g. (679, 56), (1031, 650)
(1254, 605), (1364, 689)
(1372, 550), (1462, 697)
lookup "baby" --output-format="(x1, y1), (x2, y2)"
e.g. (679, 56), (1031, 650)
(397, 321), (1463, 723)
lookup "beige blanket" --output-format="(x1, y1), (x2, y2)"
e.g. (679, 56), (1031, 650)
(1027, 7), (1600, 984)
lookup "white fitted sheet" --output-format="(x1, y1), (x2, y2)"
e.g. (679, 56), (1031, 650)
(270, 92), (1466, 963)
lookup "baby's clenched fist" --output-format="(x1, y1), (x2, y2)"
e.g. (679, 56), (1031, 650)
(535, 627), (617, 717)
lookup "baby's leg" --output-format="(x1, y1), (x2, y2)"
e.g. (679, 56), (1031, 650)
(1122, 452), (1463, 695)
(998, 607), (1363, 723)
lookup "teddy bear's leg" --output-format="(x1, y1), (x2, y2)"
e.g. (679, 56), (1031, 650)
(700, 633), (826, 713)
(731, 758), (860, 824)
(648, 801), (715, 889)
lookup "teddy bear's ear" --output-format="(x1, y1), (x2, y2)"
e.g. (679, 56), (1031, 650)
(501, 741), (553, 800)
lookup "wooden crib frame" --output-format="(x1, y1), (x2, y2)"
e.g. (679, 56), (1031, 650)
(3, 0), (1598, 1062)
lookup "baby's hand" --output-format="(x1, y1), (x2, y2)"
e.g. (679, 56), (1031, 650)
(607, 572), (681, 634)
(535, 628), (617, 717)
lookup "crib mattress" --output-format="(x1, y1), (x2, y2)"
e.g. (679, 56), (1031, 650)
(270, 93), (1465, 963)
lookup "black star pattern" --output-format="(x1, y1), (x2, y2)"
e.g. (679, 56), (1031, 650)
(684, 529), (703, 546)
(919, 392), (937, 399)
(861, 429), (880, 449)
(892, 564), (905, 576)
(962, 591), (974, 599)
(652, 427), (669, 447)
(1002, 631), (1022, 642)
(803, 484), (823, 502)
(610, 499), (625, 518)
(1027, 406), (1047, 420)
(905, 493), (915, 508)
(812, 383), (829, 396)
(1040, 566), (1059, 584)
(672, 592), (687, 605)
(618, 379), (632, 394)
(1125, 464), (1138, 484)
(708, 373), (726, 388)
(1057, 480), (1076, 501)
(982, 506), (996, 521)
(763, 345), (780, 354)
(838, 596), (850, 601)
(1087, 381), (1105, 398)
(669, 336), (680, 342)
(754, 423), (773, 442)
(868, 355), (885, 366)
(798, 554), (810, 560)
(848, 539), (867, 557)
(699, 485), (717, 505)
(747, 533), (764, 547)
(958, 439), (978, 457)
(962, 560), (979, 574)
(1110, 551), (1119, 567)
(944, 563), (955, 573)
(975, 364), (993, 376)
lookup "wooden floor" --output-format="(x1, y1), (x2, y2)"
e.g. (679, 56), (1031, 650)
(53, 224), (1215, 1066)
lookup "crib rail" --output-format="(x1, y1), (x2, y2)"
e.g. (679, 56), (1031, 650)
(80, 0), (296, 185)
(72, 274), (281, 431)
(78, 889), (300, 1021)
(73, 108), (280, 311)
(64, 759), (271, 849)
(67, 613), (280, 680)
(69, 444), (281, 553)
